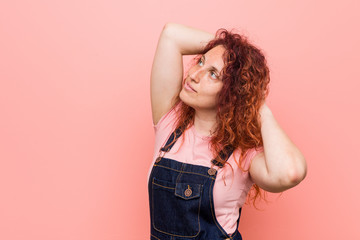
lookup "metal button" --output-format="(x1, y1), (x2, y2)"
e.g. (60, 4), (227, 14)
(155, 157), (162, 163)
(184, 185), (192, 197)
(208, 168), (216, 176)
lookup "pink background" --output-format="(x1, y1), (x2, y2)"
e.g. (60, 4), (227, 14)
(1, 0), (359, 239)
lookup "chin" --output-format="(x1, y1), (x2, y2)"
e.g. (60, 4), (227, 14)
(179, 90), (194, 108)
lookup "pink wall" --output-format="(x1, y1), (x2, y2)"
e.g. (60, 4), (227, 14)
(1, 0), (359, 239)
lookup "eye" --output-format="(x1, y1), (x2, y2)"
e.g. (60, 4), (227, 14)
(210, 71), (218, 79)
(198, 57), (204, 66)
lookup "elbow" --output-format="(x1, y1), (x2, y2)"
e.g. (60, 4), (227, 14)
(272, 157), (307, 192)
(163, 22), (172, 32)
(161, 23), (172, 37)
(263, 162), (307, 193)
(286, 157), (308, 187)
(162, 22), (177, 36)
(160, 23), (178, 44)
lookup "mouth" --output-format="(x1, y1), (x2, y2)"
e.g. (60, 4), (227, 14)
(184, 82), (197, 93)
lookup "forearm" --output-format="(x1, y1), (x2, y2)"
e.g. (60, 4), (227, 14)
(162, 22), (215, 55)
(259, 103), (307, 186)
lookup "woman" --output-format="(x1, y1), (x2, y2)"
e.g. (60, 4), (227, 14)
(148, 23), (307, 240)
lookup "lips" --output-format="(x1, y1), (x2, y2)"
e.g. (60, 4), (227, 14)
(185, 82), (197, 92)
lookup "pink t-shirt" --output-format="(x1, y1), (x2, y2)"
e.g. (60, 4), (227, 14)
(148, 104), (263, 234)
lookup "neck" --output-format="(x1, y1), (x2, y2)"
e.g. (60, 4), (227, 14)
(193, 109), (217, 137)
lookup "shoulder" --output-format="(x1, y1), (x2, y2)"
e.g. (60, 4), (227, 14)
(246, 147), (264, 163)
(231, 146), (264, 170)
(153, 102), (181, 133)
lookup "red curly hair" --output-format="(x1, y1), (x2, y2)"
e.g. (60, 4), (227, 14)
(165, 29), (270, 206)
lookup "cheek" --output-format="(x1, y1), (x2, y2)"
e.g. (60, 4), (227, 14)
(198, 91), (219, 106)
(202, 85), (222, 97)
(179, 89), (195, 103)
(182, 78), (186, 86)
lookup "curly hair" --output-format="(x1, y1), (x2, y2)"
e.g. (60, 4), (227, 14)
(166, 29), (270, 206)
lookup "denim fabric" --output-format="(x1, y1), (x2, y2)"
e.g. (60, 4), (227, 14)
(148, 129), (243, 240)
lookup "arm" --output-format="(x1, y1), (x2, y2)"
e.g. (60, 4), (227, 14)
(150, 23), (214, 125)
(249, 103), (307, 193)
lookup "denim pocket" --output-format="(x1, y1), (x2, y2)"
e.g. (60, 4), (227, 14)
(151, 177), (203, 237)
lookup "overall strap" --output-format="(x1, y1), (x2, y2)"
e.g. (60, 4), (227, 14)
(160, 127), (183, 152)
(211, 145), (235, 167)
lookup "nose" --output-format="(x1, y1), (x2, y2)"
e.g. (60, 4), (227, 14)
(189, 67), (203, 83)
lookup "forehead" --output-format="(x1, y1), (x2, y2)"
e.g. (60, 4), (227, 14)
(204, 45), (226, 69)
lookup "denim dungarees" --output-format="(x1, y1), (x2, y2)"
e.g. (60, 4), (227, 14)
(148, 128), (243, 240)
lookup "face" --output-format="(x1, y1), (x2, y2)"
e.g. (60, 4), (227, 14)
(179, 45), (226, 112)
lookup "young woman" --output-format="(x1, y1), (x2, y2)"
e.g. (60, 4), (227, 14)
(148, 23), (307, 240)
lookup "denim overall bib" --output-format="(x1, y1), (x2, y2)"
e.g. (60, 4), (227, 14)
(148, 128), (243, 240)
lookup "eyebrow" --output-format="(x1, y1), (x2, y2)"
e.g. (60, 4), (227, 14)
(202, 55), (221, 74)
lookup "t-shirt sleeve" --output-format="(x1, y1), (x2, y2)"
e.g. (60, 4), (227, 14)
(243, 146), (264, 170)
(153, 103), (180, 133)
